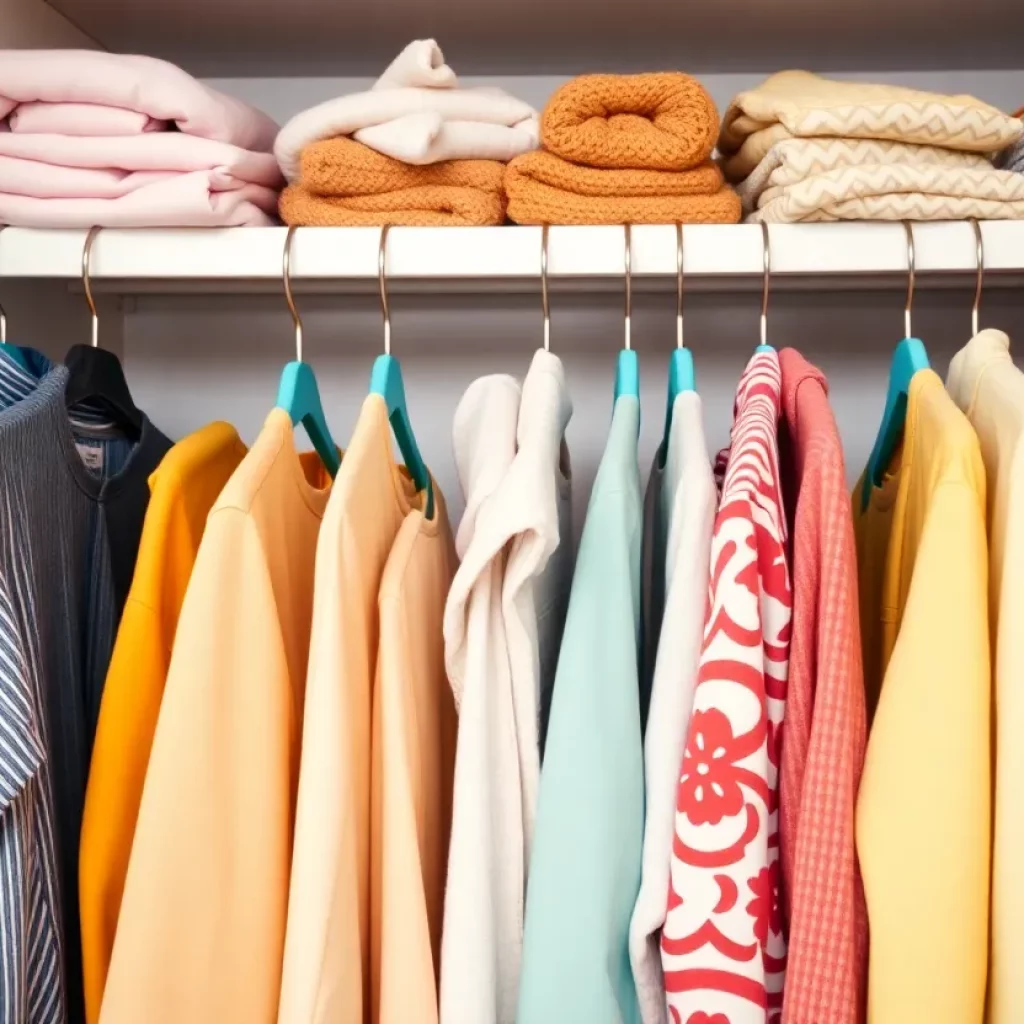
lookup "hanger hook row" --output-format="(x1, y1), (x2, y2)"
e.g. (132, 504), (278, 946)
(971, 218), (984, 337)
(760, 222), (771, 348)
(0, 225), (7, 346)
(676, 223), (684, 351)
(379, 224), (392, 357)
(282, 225), (303, 363)
(624, 223), (632, 352)
(541, 224), (550, 352)
(82, 225), (101, 349)
(902, 220), (916, 339)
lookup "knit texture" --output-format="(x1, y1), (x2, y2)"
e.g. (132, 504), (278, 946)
(505, 150), (740, 224)
(541, 72), (720, 169)
(279, 137), (505, 226)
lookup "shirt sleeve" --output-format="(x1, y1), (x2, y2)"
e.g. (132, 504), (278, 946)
(99, 508), (296, 1024)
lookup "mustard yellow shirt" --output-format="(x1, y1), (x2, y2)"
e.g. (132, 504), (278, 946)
(947, 330), (1024, 1024)
(99, 410), (332, 1024)
(80, 421), (246, 1024)
(854, 369), (990, 1024)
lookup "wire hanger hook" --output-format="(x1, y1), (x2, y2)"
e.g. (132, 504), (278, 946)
(624, 224), (632, 352)
(971, 219), (984, 337)
(82, 225), (101, 348)
(379, 225), (392, 356)
(903, 220), (915, 339)
(0, 226), (7, 346)
(760, 222), (771, 348)
(282, 225), (304, 363)
(541, 224), (551, 352)
(676, 223), (684, 351)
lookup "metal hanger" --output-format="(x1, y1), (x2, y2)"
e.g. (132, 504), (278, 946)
(662, 223), (695, 447)
(274, 225), (340, 476)
(971, 219), (984, 337)
(614, 223), (639, 400)
(756, 222), (774, 353)
(541, 224), (551, 352)
(861, 220), (930, 510)
(370, 225), (434, 517)
(63, 226), (143, 439)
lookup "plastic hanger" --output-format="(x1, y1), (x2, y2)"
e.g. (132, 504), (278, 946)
(614, 224), (639, 401)
(63, 226), (144, 441)
(756, 221), (774, 355)
(0, 228), (29, 373)
(372, 225), (433, 518)
(860, 221), (930, 511)
(662, 223), (695, 446)
(275, 226), (340, 477)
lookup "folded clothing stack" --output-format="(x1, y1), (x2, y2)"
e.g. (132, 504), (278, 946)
(722, 72), (1024, 222)
(505, 73), (741, 225)
(0, 50), (282, 227)
(997, 107), (1024, 173)
(276, 40), (537, 226)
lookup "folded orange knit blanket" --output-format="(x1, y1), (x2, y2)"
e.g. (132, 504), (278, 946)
(542, 73), (721, 169)
(505, 150), (741, 225)
(279, 137), (507, 226)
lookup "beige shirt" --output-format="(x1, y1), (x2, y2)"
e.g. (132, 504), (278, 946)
(277, 394), (432, 1024)
(100, 409), (332, 1024)
(947, 330), (1024, 1024)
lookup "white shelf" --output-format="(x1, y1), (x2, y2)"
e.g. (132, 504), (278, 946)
(0, 223), (1018, 294)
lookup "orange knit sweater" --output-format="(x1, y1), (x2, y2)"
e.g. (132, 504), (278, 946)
(279, 137), (506, 227)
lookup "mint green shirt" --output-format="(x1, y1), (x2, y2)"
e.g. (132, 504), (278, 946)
(517, 395), (643, 1024)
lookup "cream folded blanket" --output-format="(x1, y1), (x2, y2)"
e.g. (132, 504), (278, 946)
(274, 40), (538, 180)
(720, 71), (1023, 182)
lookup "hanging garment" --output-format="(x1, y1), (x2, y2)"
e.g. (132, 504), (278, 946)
(854, 369), (989, 1024)
(629, 391), (716, 1024)
(99, 409), (331, 1024)
(946, 331), (1024, 1024)
(277, 394), (432, 1024)
(79, 421), (246, 1024)
(776, 349), (867, 1024)
(517, 389), (642, 1024)
(0, 347), (170, 1024)
(373, 493), (457, 1024)
(662, 349), (792, 1024)
(441, 351), (573, 1024)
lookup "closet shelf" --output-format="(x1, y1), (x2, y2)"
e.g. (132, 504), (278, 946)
(0, 223), (1016, 295)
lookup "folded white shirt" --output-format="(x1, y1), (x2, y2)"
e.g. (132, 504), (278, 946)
(274, 39), (539, 180)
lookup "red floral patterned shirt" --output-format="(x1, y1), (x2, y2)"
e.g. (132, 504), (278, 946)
(661, 349), (792, 1024)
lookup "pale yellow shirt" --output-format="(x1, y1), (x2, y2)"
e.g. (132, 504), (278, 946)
(947, 330), (1024, 1024)
(854, 369), (990, 1024)
(99, 409), (332, 1024)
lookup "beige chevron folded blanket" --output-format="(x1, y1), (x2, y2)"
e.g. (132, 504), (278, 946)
(743, 146), (1024, 223)
(720, 71), (1024, 182)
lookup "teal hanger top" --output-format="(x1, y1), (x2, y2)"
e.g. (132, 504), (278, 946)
(275, 227), (340, 477)
(860, 221), (929, 511)
(663, 224), (696, 446)
(0, 228), (29, 372)
(375, 226), (434, 518)
(615, 225), (640, 404)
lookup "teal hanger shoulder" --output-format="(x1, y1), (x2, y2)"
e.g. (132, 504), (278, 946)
(662, 347), (695, 448)
(276, 360), (340, 478)
(614, 348), (639, 402)
(755, 344), (775, 354)
(860, 336), (929, 511)
(370, 353), (434, 519)
(0, 343), (30, 373)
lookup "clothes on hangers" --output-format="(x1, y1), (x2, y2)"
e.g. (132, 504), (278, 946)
(662, 348), (791, 1024)
(945, 330), (1024, 1024)
(517, 388), (643, 1024)
(79, 421), (246, 1024)
(629, 390), (716, 1024)
(440, 350), (573, 1024)
(854, 369), (990, 1024)
(776, 348), (867, 1024)
(278, 393), (439, 1024)
(100, 409), (331, 1024)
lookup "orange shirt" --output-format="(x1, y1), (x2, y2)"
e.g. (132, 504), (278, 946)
(99, 409), (331, 1024)
(80, 421), (246, 1024)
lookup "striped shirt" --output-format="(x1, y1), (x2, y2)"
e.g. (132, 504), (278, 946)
(0, 347), (171, 1024)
